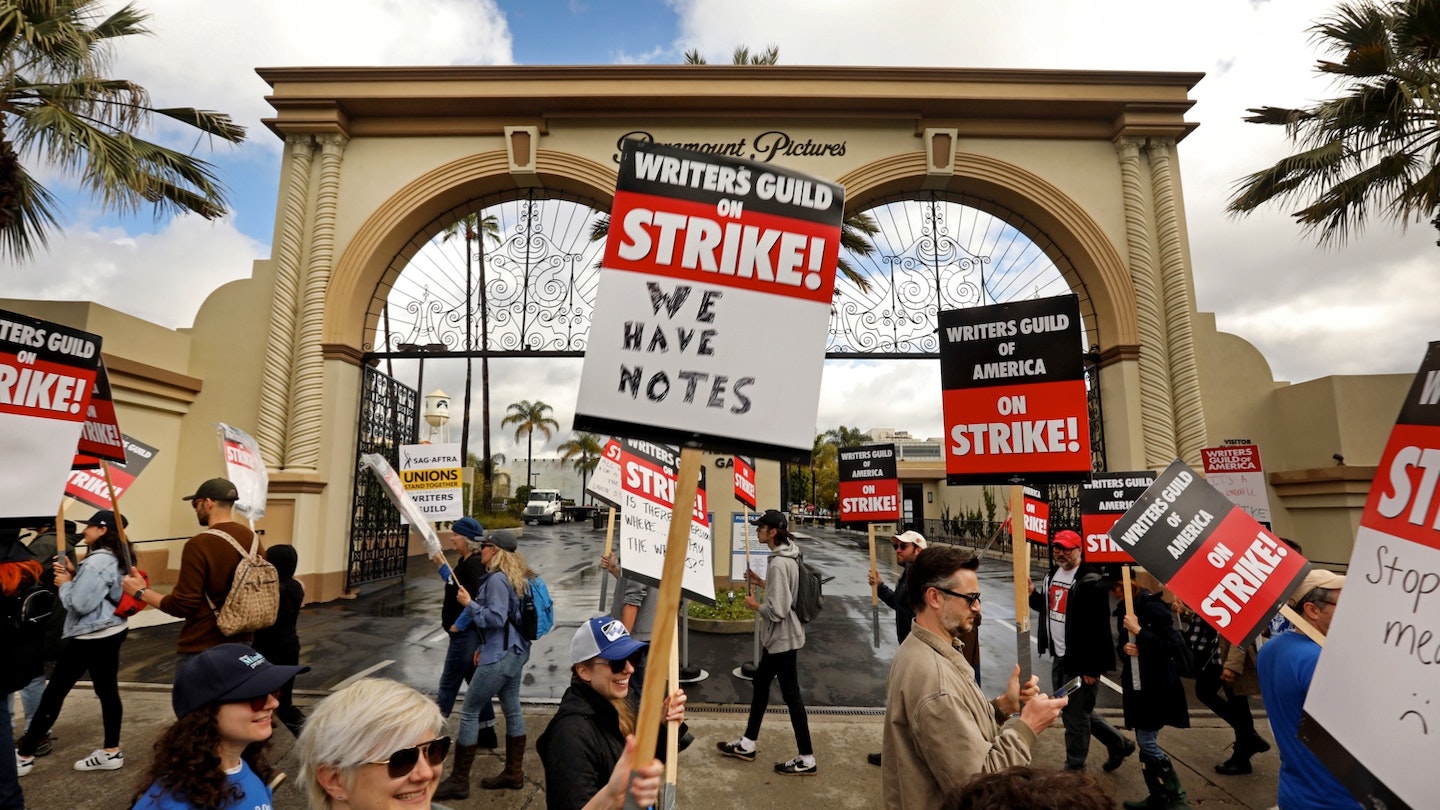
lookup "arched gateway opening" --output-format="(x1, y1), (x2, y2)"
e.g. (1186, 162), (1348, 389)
(238, 65), (1203, 600)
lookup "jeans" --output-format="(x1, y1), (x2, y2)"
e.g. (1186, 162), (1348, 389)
(438, 629), (495, 729)
(1136, 727), (1167, 762)
(18, 674), (44, 733)
(457, 647), (528, 745)
(743, 649), (812, 756)
(0, 694), (23, 809)
(1052, 656), (1125, 769)
(20, 629), (127, 754)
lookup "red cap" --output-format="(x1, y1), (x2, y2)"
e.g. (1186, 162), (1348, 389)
(1053, 530), (1082, 550)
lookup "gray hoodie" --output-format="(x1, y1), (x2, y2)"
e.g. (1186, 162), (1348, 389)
(758, 540), (805, 654)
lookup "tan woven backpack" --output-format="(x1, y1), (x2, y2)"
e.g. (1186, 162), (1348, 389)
(203, 528), (280, 635)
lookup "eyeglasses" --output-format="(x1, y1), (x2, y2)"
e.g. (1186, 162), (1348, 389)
(891, 543), (903, 551)
(933, 586), (982, 607)
(238, 690), (281, 712)
(369, 736), (451, 779)
(594, 651), (645, 674)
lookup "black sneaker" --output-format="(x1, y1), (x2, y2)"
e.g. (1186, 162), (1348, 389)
(775, 756), (817, 776)
(33, 736), (53, 758)
(1103, 738), (1136, 772)
(866, 752), (882, 767)
(716, 740), (756, 762)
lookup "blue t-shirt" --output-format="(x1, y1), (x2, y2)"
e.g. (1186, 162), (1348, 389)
(133, 760), (272, 810)
(1256, 631), (1361, 810)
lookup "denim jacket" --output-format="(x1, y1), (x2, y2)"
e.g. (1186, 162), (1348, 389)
(58, 548), (126, 638)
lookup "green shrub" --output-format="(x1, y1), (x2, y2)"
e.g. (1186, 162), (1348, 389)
(687, 588), (760, 620)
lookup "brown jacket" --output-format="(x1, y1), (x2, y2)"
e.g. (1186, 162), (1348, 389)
(1219, 637), (1261, 696)
(883, 624), (1036, 810)
(158, 522), (260, 653)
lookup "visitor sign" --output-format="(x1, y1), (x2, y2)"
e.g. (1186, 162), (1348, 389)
(939, 295), (1091, 485)
(574, 140), (843, 463)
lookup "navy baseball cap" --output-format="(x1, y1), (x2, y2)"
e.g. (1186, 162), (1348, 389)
(452, 516), (484, 539)
(172, 644), (309, 719)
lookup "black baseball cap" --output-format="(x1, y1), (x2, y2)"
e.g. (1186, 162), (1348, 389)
(82, 510), (129, 529)
(181, 478), (240, 502)
(751, 509), (788, 530)
(172, 644), (309, 719)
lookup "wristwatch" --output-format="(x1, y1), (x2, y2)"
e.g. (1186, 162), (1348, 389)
(134, 587), (147, 600)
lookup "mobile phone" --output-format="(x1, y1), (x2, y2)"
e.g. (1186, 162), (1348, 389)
(1053, 675), (1084, 699)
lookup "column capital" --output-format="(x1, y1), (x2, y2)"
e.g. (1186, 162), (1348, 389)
(1114, 136), (1146, 160)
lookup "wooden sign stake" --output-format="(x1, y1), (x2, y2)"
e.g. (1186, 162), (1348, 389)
(1010, 485), (1031, 685)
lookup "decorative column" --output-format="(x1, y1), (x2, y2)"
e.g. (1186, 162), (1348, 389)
(1114, 136), (1177, 468)
(1147, 138), (1206, 468)
(256, 134), (316, 468)
(286, 133), (348, 472)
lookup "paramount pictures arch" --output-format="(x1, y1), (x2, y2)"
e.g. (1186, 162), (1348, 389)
(22, 66), (1398, 602)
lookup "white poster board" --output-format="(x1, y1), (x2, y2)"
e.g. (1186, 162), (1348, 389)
(1200, 443), (1273, 526)
(616, 439), (715, 604)
(730, 511), (769, 583)
(218, 423), (268, 520)
(359, 453), (443, 557)
(398, 443), (463, 523)
(586, 437), (624, 509)
(1302, 344), (1440, 809)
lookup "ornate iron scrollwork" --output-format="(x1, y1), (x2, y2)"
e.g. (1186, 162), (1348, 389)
(347, 365), (419, 588)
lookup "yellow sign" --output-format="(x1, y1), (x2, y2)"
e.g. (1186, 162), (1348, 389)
(399, 467), (460, 490)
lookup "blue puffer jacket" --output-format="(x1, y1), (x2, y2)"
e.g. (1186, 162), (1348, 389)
(58, 548), (126, 638)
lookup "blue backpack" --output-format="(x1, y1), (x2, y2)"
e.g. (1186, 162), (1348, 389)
(510, 574), (554, 641)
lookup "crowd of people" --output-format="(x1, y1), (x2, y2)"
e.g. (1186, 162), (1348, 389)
(0, 482), (1359, 810)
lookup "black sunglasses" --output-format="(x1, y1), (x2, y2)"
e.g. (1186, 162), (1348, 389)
(933, 586), (982, 607)
(369, 736), (450, 779)
(595, 651), (645, 674)
(235, 690), (280, 712)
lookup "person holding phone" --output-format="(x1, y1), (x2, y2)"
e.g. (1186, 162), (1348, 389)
(1028, 531), (1134, 773)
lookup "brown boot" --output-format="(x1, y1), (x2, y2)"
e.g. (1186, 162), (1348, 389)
(433, 743), (477, 801)
(479, 735), (526, 790)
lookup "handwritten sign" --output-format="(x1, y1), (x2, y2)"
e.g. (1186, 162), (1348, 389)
(617, 438), (715, 604)
(1109, 459), (1309, 648)
(1079, 471), (1156, 563)
(939, 295), (1091, 485)
(1201, 444), (1272, 526)
(1303, 343), (1440, 809)
(838, 444), (899, 523)
(573, 140), (843, 463)
(0, 309), (102, 519)
(586, 437), (624, 509)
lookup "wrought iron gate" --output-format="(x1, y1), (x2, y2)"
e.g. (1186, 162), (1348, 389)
(347, 364), (419, 589)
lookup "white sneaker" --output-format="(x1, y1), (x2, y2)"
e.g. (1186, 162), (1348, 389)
(15, 754), (33, 777)
(75, 749), (124, 771)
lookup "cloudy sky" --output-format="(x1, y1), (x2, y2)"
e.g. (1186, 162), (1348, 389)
(7, 0), (1437, 461)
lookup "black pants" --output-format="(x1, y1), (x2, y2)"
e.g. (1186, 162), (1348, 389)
(1194, 665), (1256, 742)
(1053, 656), (1125, 769)
(20, 629), (128, 755)
(744, 649), (812, 756)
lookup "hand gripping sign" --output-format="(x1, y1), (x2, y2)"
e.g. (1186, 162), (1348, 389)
(1302, 342), (1440, 810)
(1108, 459), (1310, 649)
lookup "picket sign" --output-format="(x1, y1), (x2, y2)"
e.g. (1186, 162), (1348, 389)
(1010, 485), (1032, 687)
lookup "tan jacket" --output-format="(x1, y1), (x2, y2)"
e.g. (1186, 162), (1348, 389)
(883, 624), (1037, 810)
(1219, 637), (1261, 696)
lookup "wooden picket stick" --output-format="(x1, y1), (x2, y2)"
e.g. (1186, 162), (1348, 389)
(1279, 604), (1326, 647)
(599, 506), (617, 611)
(868, 523), (879, 606)
(1009, 485), (1031, 685)
(1121, 565), (1140, 689)
(55, 501), (67, 556)
(665, 616), (680, 785)
(633, 448), (702, 769)
(742, 507), (753, 596)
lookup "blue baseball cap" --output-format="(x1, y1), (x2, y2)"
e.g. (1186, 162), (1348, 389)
(571, 616), (647, 665)
(452, 516), (484, 539)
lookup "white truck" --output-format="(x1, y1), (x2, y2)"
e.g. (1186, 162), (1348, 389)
(523, 488), (573, 524)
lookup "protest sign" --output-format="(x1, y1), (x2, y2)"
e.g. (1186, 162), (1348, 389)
(1301, 343), (1440, 810)
(1201, 443), (1272, 526)
(66, 435), (160, 511)
(573, 140), (843, 463)
(398, 443), (463, 523)
(217, 423), (268, 520)
(359, 453), (443, 558)
(587, 437), (625, 509)
(0, 309), (102, 519)
(1080, 471), (1156, 563)
(72, 359), (126, 467)
(730, 512), (770, 583)
(1109, 459), (1310, 648)
(733, 454), (757, 510)
(838, 444), (900, 522)
(1022, 485), (1050, 544)
(939, 295), (1091, 485)
(616, 438), (715, 604)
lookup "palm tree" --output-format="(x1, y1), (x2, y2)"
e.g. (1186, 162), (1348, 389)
(557, 432), (604, 503)
(501, 399), (559, 495)
(824, 425), (868, 448)
(1, 0), (246, 261)
(682, 44), (780, 65)
(1227, 0), (1440, 245)
(467, 450), (505, 514)
(441, 213), (501, 511)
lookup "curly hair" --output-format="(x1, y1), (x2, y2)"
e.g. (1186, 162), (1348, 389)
(946, 765), (1113, 810)
(488, 547), (536, 597)
(130, 705), (274, 810)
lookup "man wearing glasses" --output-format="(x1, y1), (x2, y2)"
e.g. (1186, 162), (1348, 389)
(122, 478), (262, 673)
(883, 546), (1067, 809)
(1257, 569), (1359, 810)
(1026, 529), (1134, 772)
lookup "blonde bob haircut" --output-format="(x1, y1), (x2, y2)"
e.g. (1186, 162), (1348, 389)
(296, 678), (445, 810)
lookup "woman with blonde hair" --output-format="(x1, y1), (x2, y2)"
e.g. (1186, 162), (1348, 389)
(435, 529), (533, 799)
(297, 679), (449, 810)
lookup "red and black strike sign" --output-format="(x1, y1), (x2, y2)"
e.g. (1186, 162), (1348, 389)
(1364, 342), (1440, 552)
(838, 444), (899, 523)
(1110, 459), (1310, 647)
(1022, 485), (1049, 544)
(72, 359), (126, 467)
(733, 454), (757, 510)
(1080, 471), (1156, 563)
(939, 295), (1091, 485)
(66, 435), (159, 511)
(620, 438), (710, 528)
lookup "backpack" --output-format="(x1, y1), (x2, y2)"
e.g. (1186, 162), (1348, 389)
(789, 553), (825, 624)
(510, 574), (554, 641)
(0, 561), (52, 693)
(203, 529), (280, 636)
